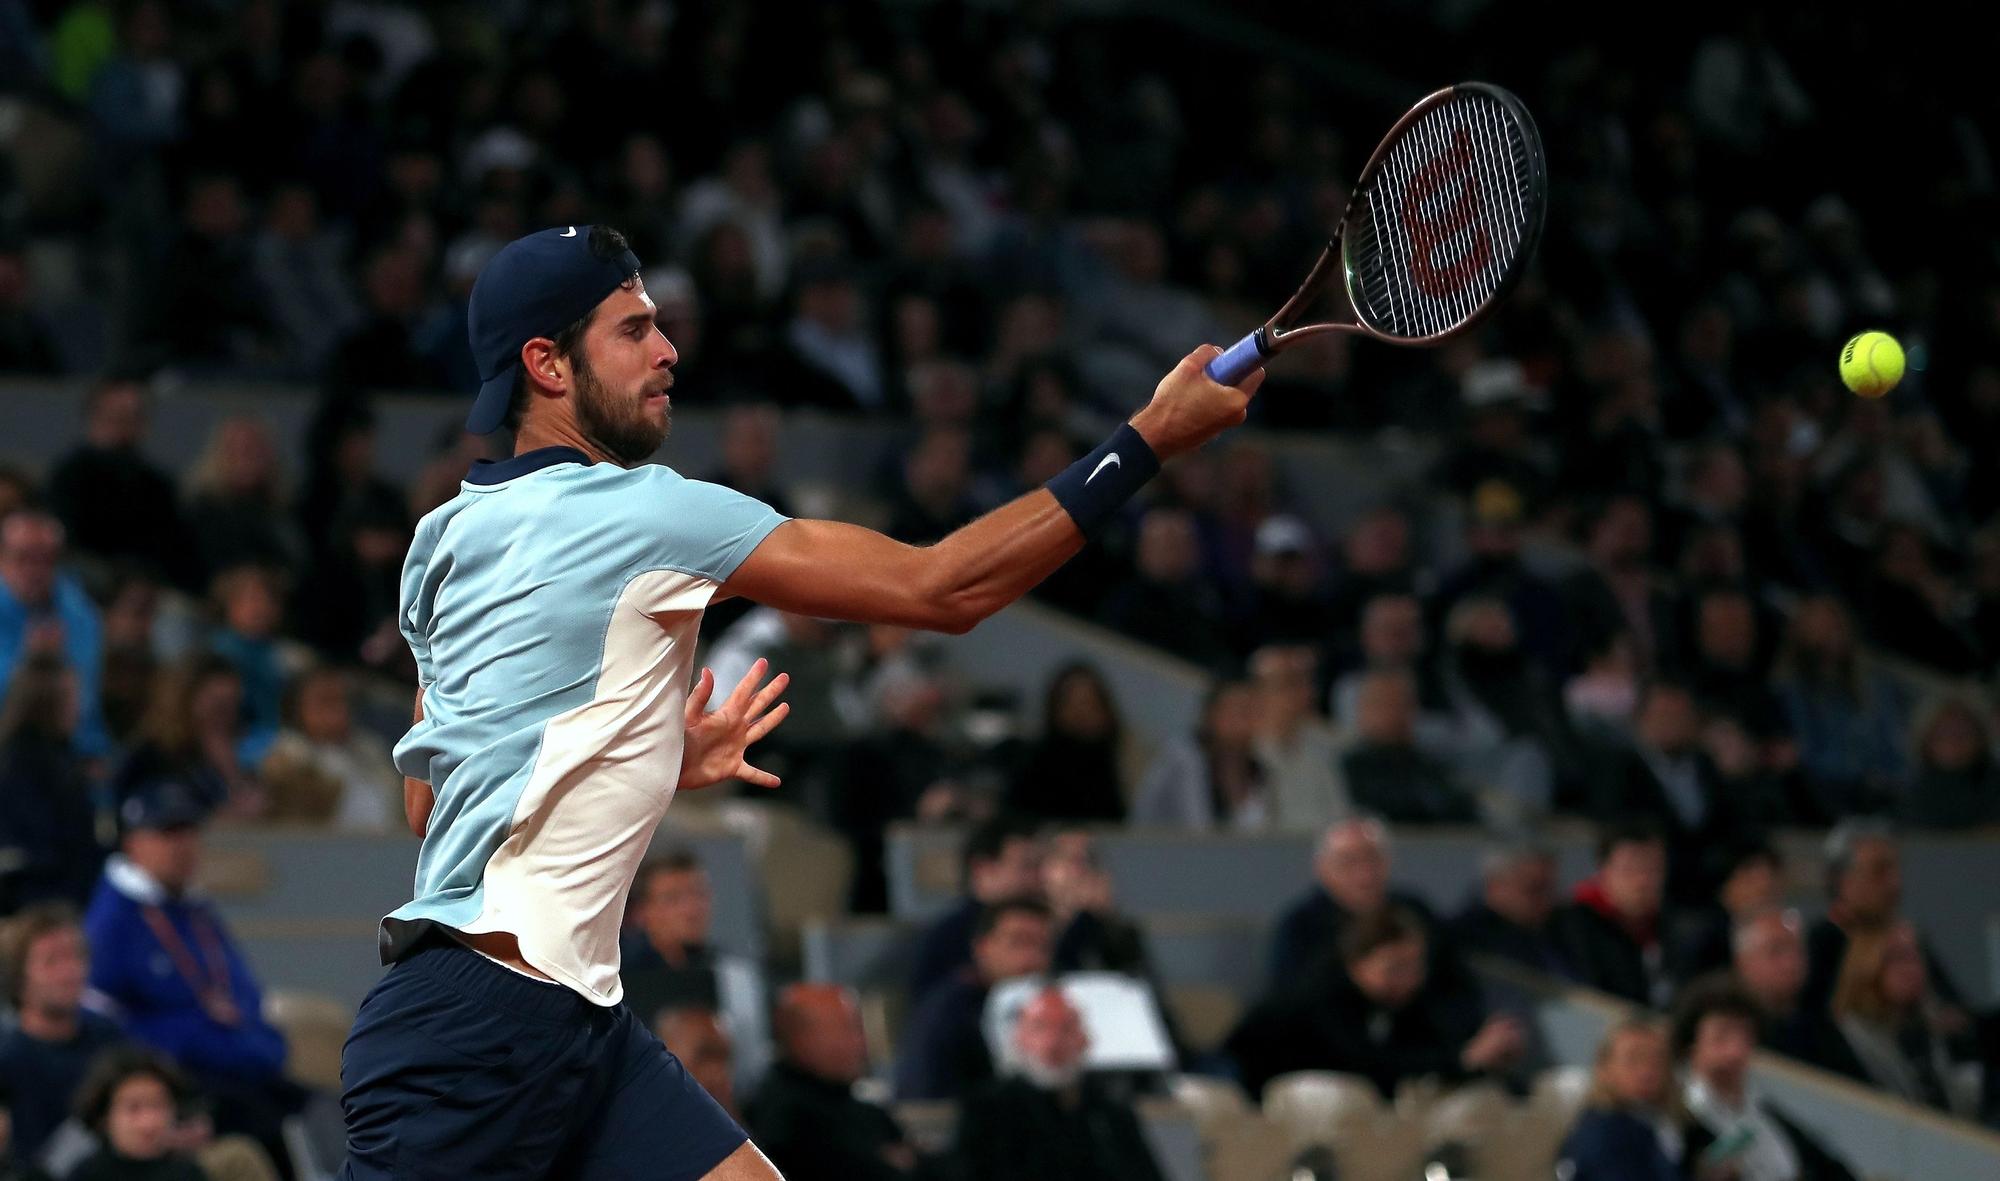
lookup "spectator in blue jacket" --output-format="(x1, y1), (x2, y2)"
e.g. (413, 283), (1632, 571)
(0, 511), (109, 758)
(1559, 1018), (1687, 1181)
(82, 778), (292, 1164)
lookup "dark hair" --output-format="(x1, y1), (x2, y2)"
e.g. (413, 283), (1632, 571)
(1041, 661), (1121, 744)
(73, 1045), (192, 1133)
(0, 651), (73, 743)
(0, 901), (82, 1006)
(974, 895), (1052, 941)
(1670, 977), (1763, 1059)
(632, 849), (705, 902)
(1339, 904), (1426, 964)
(505, 224), (636, 433)
(1596, 817), (1667, 863)
(961, 813), (1041, 884)
(1720, 839), (1780, 880)
(279, 663), (345, 729)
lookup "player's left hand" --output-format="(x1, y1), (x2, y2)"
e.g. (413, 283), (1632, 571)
(678, 658), (791, 791)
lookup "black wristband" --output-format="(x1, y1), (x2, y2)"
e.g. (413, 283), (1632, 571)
(1046, 423), (1161, 536)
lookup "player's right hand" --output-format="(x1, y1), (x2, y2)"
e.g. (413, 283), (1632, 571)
(1128, 344), (1266, 462)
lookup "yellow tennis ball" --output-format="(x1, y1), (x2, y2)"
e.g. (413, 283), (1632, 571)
(1839, 331), (1904, 398)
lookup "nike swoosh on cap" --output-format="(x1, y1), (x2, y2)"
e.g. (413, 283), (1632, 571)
(561, 226), (578, 237)
(1086, 453), (1122, 484)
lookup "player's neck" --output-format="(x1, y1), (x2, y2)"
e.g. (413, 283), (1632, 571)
(515, 418), (619, 468)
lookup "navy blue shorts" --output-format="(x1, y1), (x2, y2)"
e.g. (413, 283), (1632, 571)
(338, 935), (747, 1180)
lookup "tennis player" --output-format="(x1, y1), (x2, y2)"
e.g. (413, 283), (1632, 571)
(337, 224), (1262, 1180)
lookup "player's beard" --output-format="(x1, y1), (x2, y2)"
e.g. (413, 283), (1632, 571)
(574, 352), (671, 466)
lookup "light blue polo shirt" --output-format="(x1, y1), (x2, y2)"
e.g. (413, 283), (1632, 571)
(384, 446), (786, 1005)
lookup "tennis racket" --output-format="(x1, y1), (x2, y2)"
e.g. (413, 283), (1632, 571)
(1205, 82), (1548, 386)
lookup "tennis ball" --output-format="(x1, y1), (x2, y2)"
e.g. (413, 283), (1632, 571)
(1839, 331), (1904, 398)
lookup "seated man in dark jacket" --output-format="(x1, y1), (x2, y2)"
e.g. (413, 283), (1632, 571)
(749, 984), (922, 1181)
(1267, 816), (1462, 995)
(1552, 820), (1679, 1008)
(1450, 839), (1572, 979)
(1673, 978), (1859, 1181)
(1725, 909), (1864, 1077)
(909, 815), (1044, 1000)
(1227, 906), (1526, 1099)
(895, 897), (1053, 1101)
(954, 986), (1165, 1181)
(1339, 671), (1481, 825)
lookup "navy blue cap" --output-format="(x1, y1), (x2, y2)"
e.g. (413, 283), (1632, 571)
(465, 225), (642, 435)
(120, 778), (214, 832)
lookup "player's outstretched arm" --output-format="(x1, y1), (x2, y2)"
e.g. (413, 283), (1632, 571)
(722, 345), (1261, 634)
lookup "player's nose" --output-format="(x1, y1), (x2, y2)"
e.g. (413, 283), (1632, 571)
(652, 326), (678, 369)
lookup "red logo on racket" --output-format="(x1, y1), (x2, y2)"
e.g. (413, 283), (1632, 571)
(1401, 129), (1492, 298)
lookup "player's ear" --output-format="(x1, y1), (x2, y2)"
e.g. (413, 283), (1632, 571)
(520, 338), (564, 394)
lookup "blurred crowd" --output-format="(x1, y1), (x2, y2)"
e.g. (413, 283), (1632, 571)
(3, 0), (2000, 1177)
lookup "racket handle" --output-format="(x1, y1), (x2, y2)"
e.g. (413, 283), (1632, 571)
(1205, 329), (1269, 386)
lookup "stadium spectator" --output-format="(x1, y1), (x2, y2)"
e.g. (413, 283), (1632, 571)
(109, 655), (260, 820)
(1596, 681), (1740, 902)
(750, 984), (922, 1181)
(1552, 822), (1677, 1007)
(0, 655), (105, 911)
(1329, 591), (1447, 731)
(1042, 830), (1153, 980)
(1240, 515), (1332, 651)
(247, 183), (359, 375)
(1131, 678), (1270, 831)
(0, 511), (110, 757)
(0, 1081), (54, 1180)
(1863, 526), (1984, 676)
(1784, 600), (1904, 824)
(1432, 481), (1570, 673)
(1227, 906), (1524, 1100)
(0, 904), (126, 1163)
(1099, 506), (1232, 668)
(1673, 978), (1859, 1181)
(183, 419), (298, 583)
(0, 239), (58, 375)
(1339, 669), (1480, 825)
(96, 571), (162, 747)
(1829, 920), (1983, 1119)
(955, 986), (1166, 1181)
(255, 666), (397, 830)
(909, 816), (1044, 1001)
(84, 781), (293, 1164)
(295, 488), (410, 676)
(1804, 821), (1964, 1015)
(835, 659), (968, 910)
(1267, 817), (1449, 991)
(323, 243), (444, 395)
(620, 851), (770, 1092)
(1674, 840), (1786, 980)
(1005, 662), (1129, 824)
(895, 896), (1053, 1101)
(1435, 360), (1554, 511)
(1557, 1018), (1685, 1181)
(703, 404), (796, 519)
(65, 1047), (208, 1181)
(1723, 909), (1859, 1075)
(651, 1005), (739, 1122)
(203, 568), (283, 758)
(1323, 507), (1421, 654)
(1435, 596), (1565, 816)
(1450, 840), (1571, 979)
(1683, 586), (1786, 739)
(146, 169), (282, 377)
(1900, 695), (2000, 830)
(1247, 644), (1348, 831)
(1565, 496), (1679, 679)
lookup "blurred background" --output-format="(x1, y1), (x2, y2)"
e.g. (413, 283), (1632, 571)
(1, 1), (1998, 1179)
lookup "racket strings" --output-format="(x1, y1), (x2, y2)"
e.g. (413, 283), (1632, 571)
(1349, 93), (1536, 340)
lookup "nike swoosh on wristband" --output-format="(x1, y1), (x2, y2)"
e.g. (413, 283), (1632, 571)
(1086, 453), (1122, 484)
(561, 226), (578, 237)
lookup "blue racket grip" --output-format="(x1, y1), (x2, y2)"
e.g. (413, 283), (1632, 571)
(1205, 329), (1269, 386)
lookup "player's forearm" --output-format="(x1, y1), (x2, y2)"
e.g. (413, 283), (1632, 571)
(915, 489), (1086, 634)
